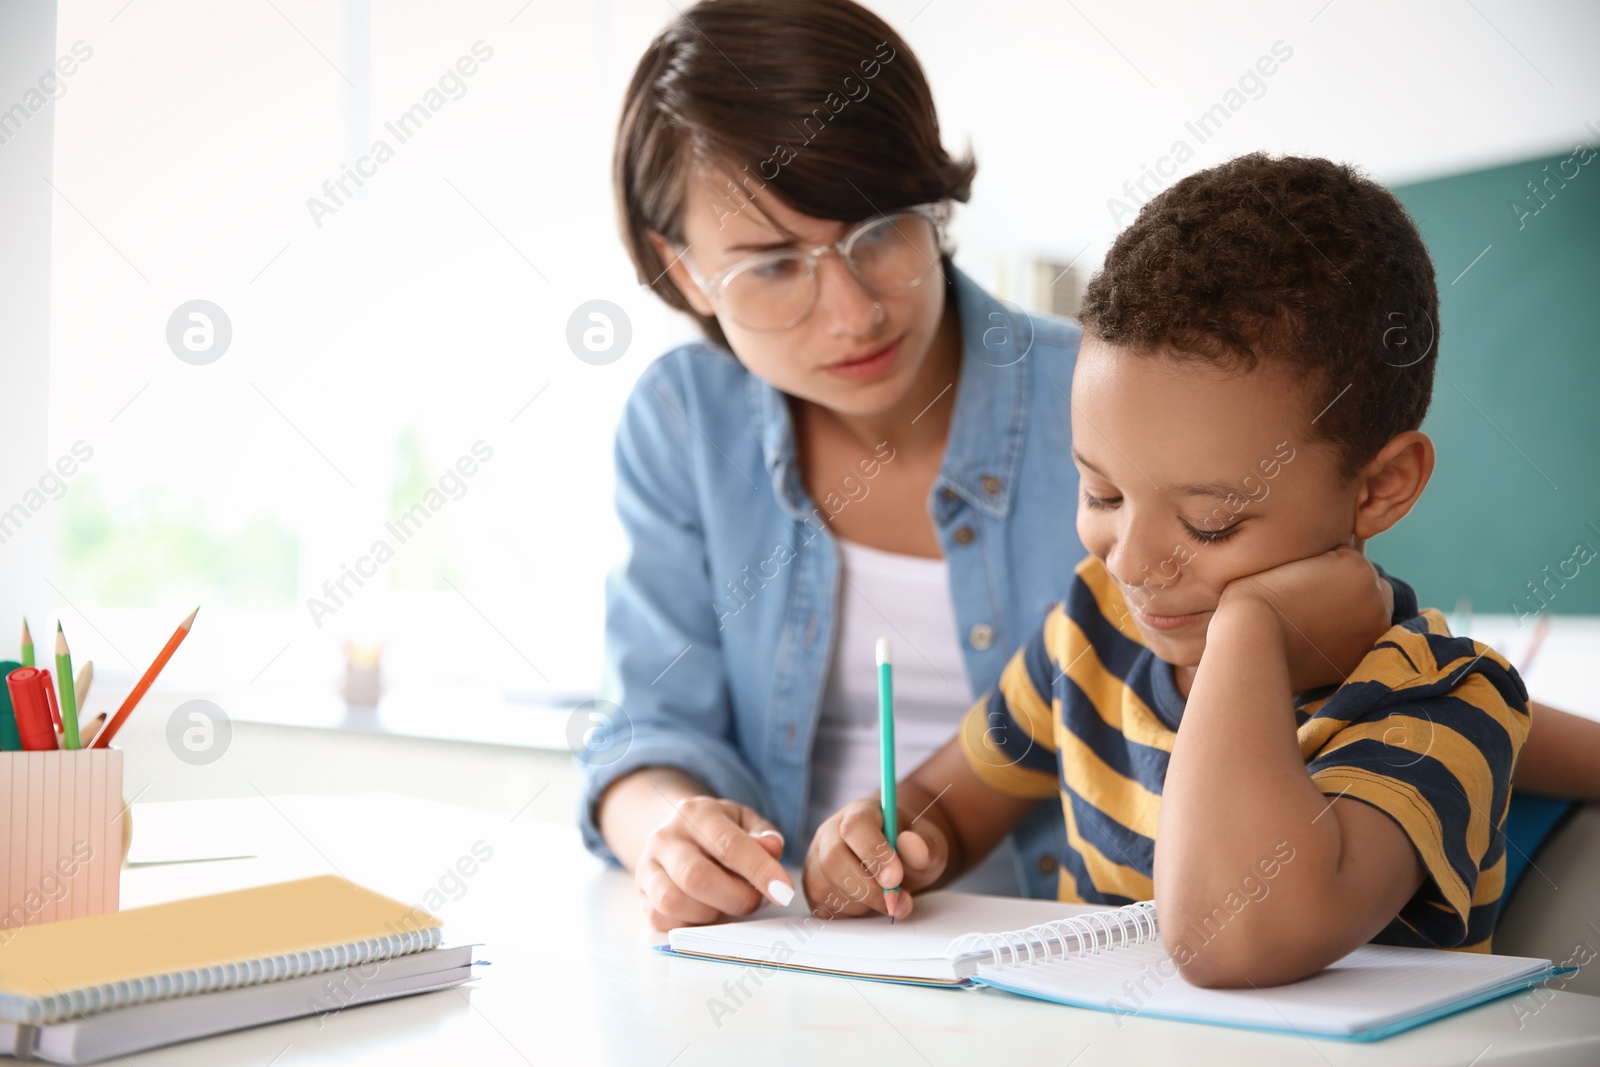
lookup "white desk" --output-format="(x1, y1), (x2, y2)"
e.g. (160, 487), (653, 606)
(42, 793), (1599, 1067)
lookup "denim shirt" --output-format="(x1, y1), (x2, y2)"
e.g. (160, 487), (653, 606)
(579, 264), (1085, 900)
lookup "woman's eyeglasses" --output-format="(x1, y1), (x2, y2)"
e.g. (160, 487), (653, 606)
(679, 205), (946, 333)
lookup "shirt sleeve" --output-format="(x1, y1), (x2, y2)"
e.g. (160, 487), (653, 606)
(959, 604), (1067, 800)
(577, 357), (769, 865)
(1301, 617), (1530, 948)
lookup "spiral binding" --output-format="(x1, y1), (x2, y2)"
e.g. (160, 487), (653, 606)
(945, 900), (1159, 968)
(1, 927), (443, 1026)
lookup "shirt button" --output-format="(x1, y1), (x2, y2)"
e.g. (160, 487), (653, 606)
(941, 487), (959, 504)
(1037, 854), (1058, 875)
(981, 474), (1002, 495)
(969, 623), (994, 651)
(954, 526), (975, 545)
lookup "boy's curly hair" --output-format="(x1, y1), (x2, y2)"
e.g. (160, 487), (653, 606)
(1080, 153), (1438, 476)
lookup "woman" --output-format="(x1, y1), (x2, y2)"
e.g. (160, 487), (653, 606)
(582, 0), (1600, 931)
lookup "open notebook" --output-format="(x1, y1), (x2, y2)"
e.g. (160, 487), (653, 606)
(663, 892), (1569, 1041)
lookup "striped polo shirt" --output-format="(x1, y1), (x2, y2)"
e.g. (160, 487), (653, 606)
(959, 555), (1530, 951)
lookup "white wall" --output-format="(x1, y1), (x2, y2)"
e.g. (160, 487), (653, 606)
(855, 0), (1600, 288)
(0, 0), (56, 639)
(18, 0), (1600, 700)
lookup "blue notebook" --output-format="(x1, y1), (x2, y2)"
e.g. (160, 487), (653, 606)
(662, 891), (1571, 1041)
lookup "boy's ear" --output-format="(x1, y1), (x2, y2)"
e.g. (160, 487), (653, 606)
(646, 231), (716, 318)
(1352, 431), (1435, 541)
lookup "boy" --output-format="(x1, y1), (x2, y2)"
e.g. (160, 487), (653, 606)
(801, 153), (1529, 989)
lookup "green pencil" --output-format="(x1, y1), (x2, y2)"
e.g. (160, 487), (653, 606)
(55, 622), (80, 750)
(877, 637), (900, 923)
(21, 617), (33, 668)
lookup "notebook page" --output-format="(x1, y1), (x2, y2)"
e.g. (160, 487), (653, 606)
(668, 892), (1100, 975)
(975, 941), (1552, 1036)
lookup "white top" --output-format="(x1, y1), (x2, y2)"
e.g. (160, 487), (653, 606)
(806, 538), (1019, 894)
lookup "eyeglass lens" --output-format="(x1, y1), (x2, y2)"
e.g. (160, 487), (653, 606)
(717, 213), (939, 332)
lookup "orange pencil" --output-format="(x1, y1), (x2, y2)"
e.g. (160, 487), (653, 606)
(92, 607), (199, 749)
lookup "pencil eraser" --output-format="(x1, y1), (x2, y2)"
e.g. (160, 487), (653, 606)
(876, 638), (892, 666)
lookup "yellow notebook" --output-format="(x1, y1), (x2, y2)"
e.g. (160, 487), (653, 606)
(0, 876), (441, 1025)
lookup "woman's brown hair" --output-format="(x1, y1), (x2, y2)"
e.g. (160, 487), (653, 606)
(614, 0), (976, 349)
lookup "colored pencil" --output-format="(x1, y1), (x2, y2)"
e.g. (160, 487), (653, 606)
(77, 712), (107, 747)
(1520, 615), (1553, 676)
(92, 607), (199, 749)
(55, 623), (81, 749)
(75, 660), (94, 709)
(20, 618), (33, 668)
(877, 637), (899, 923)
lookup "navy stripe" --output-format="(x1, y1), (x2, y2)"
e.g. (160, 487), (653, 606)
(1373, 562), (1419, 621)
(1312, 691), (1521, 780)
(1064, 786), (1155, 888)
(981, 687), (1059, 779)
(1066, 574), (1145, 682)
(1420, 629), (1479, 673)
(1372, 914), (1440, 949)
(1021, 615), (1058, 697)
(1310, 740), (1482, 905)
(1118, 653), (1170, 733)
(1371, 637), (1421, 675)
(1058, 672), (1172, 789)
(1463, 898), (1504, 945)
(1054, 835), (1108, 905)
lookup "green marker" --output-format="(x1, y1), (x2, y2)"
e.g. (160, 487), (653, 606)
(0, 660), (22, 750)
(55, 622), (80, 750)
(877, 637), (900, 923)
(20, 618), (33, 668)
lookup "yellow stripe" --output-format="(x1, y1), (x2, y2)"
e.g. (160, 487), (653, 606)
(1344, 639), (1442, 694)
(1450, 671), (1532, 746)
(1075, 557), (1146, 646)
(1056, 726), (1161, 839)
(1058, 615), (1175, 755)
(1310, 768), (1470, 922)
(1058, 786), (1153, 902)
(1355, 614), (1517, 698)
(1311, 716), (1495, 865)
(1472, 853), (1506, 907)
(998, 637), (1058, 752)
(1297, 714), (1347, 757)
(959, 702), (1058, 799)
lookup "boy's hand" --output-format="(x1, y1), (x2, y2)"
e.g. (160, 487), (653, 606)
(1216, 546), (1395, 692)
(803, 797), (950, 921)
(633, 796), (795, 932)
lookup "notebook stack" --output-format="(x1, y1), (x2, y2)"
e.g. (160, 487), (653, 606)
(0, 876), (478, 1064)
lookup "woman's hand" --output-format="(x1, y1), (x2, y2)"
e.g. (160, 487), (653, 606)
(633, 795), (795, 932)
(802, 796), (951, 921)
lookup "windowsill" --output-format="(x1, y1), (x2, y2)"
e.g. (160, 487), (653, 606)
(208, 686), (594, 752)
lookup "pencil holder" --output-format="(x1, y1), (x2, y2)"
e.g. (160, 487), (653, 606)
(0, 749), (125, 933)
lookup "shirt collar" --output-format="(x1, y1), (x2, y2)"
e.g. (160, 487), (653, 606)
(759, 263), (1032, 522)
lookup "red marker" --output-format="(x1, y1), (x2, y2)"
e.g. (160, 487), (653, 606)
(6, 667), (62, 751)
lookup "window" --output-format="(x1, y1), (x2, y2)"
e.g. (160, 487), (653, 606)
(48, 1), (689, 699)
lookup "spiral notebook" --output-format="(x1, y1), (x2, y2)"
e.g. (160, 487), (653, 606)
(663, 892), (1569, 1041)
(0, 875), (478, 1063)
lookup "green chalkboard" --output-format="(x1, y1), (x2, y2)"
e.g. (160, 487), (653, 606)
(1373, 147), (1600, 617)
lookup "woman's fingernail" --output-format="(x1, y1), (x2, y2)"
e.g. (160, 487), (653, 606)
(756, 830), (783, 841)
(768, 880), (795, 906)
